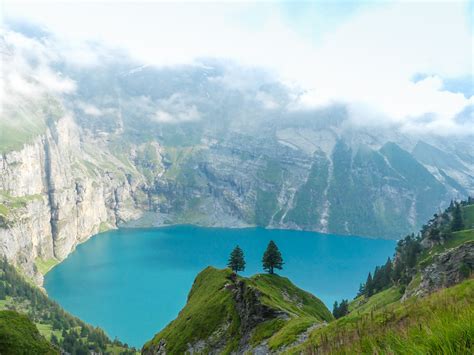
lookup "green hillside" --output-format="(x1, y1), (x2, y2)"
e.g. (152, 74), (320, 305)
(288, 199), (474, 354)
(142, 267), (332, 354)
(291, 278), (474, 354)
(0, 259), (136, 354)
(0, 310), (59, 355)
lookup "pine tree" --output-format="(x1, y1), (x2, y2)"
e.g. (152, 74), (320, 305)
(383, 257), (392, 287)
(262, 240), (284, 274)
(332, 301), (339, 318)
(365, 272), (374, 297)
(451, 202), (464, 232)
(333, 299), (349, 319)
(227, 245), (245, 273)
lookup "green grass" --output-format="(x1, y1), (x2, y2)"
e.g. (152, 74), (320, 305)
(34, 258), (59, 275)
(0, 310), (58, 354)
(463, 204), (474, 230)
(143, 268), (332, 354)
(267, 317), (317, 350)
(419, 231), (474, 267)
(249, 274), (333, 322)
(0, 192), (44, 218)
(251, 319), (286, 345)
(349, 286), (403, 315)
(0, 96), (64, 154)
(143, 267), (240, 354)
(0, 297), (12, 310)
(163, 146), (202, 179)
(0, 204), (8, 217)
(289, 278), (474, 354)
(35, 323), (63, 343)
(106, 344), (140, 354)
(0, 119), (47, 154)
(98, 222), (112, 233)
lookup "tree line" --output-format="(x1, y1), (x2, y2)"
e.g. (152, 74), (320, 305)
(356, 198), (471, 300)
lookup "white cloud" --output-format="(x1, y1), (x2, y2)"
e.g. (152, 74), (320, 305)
(0, 29), (76, 115)
(2, 1), (473, 135)
(76, 101), (104, 117)
(255, 91), (279, 110)
(153, 93), (201, 124)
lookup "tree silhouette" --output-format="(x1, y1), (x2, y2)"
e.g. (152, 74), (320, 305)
(227, 245), (245, 273)
(262, 240), (284, 274)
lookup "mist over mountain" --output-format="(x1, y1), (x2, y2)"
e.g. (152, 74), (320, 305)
(1, 24), (472, 252)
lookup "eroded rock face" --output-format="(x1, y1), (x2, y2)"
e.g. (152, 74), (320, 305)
(405, 241), (474, 299)
(230, 275), (289, 349)
(0, 116), (147, 284)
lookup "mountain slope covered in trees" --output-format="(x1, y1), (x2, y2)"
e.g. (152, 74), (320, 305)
(0, 259), (135, 354)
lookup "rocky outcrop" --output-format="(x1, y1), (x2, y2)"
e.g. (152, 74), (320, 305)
(142, 267), (332, 355)
(0, 116), (147, 285)
(228, 273), (289, 349)
(405, 241), (474, 299)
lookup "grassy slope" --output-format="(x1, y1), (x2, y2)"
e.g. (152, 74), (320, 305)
(289, 278), (474, 354)
(464, 204), (474, 230)
(288, 204), (474, 354)
(0, 95), (64, 154)
(34, 258), (59, 275)
(143, 267), (332, 354)
(143, 267), (240, 354)
(0, 310), (59, 355)
(349, 286), (403, 315)
(248, 274), (333, 349)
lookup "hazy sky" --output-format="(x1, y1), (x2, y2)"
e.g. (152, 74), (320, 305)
(2, 0), (473, 135)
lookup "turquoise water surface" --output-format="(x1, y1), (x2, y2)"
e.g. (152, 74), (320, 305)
(44, 225), (396, 347)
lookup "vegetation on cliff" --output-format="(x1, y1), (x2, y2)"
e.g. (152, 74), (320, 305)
(294, 198), (474, 354)
(142, 267), (332, 354)
(0, 310), (58, 355)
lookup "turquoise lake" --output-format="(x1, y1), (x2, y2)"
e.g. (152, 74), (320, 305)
(44, 226), (396, 348)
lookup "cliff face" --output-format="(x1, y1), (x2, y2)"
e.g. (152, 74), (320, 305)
(0, 116), (147, 284)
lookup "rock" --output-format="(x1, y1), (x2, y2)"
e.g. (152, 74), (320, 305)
(404, 241), (474, 299)
(0, 116), (148, 284)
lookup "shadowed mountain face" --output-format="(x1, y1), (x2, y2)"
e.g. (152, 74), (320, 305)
(1, 28), (473, 284)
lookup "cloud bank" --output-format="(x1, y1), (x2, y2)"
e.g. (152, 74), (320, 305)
(2, 0), (473, 135)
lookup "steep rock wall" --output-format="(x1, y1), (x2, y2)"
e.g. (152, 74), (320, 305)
(0, 116), (146, 285)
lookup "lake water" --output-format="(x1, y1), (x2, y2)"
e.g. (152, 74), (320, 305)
(44, 225), (396, 348)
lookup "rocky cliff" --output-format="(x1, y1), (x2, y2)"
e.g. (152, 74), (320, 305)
(405, 241), (474, 299)
(0, 115), (147, 284)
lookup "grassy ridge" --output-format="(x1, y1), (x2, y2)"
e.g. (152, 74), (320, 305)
(143, 267), (332, 354)
(143, 267), (241, 354)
